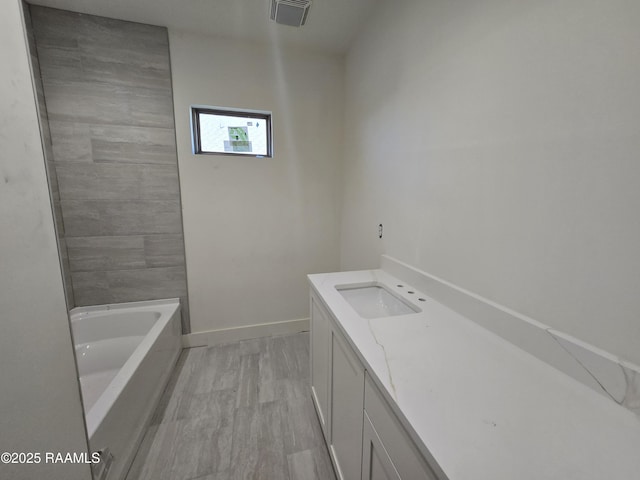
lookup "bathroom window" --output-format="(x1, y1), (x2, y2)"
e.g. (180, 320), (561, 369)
(191, 106), (273, 157)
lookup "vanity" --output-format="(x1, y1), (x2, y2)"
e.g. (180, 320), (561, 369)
(308, 256), (640, 480)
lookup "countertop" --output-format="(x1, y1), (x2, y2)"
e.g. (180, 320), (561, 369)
(308, 268), (640, 480)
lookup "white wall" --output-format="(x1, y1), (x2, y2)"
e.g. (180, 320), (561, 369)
(170, 31), (344, 334)
(0, 2), (90, 479)
(341, 0), (640, 365)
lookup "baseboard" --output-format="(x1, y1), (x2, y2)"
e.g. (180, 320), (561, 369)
(181, 318), (310, 348)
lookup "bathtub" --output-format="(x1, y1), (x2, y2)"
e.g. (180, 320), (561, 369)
(70, 299), (182, 480)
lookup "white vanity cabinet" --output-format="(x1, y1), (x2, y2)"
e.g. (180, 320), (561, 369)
(308, 266), (640, 480)
(310, 290), (442, 480)
(329, 322), (365, 480)
(310, 292), (365, 480)
(310, 294), (331, 437)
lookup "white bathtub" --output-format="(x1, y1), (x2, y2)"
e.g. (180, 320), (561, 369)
(70, 299), (182, 480)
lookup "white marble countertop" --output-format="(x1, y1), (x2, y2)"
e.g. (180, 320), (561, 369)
(308, 268), (640, 480)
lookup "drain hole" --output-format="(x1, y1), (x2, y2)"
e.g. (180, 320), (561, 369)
(397, 284), (403, 288)
(418, 298), (426, 302)
(407, 291), (415, 294)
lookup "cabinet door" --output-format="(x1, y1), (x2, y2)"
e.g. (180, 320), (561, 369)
(362, 412), (401, 480)
(310, 295), (331, 438)
(364, 375), (441, 480)
(330, 328), (365, 480)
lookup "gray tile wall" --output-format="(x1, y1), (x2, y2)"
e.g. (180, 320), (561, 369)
(29, 5), (190, 331)
(24, 5), (75, 308)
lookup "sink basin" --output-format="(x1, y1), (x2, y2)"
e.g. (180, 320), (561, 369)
(336, 283), (419, 319)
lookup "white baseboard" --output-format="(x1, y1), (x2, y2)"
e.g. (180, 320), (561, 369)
(182, 318), (310, 348)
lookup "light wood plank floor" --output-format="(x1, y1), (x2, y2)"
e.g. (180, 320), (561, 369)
(126, 332), (336, 480)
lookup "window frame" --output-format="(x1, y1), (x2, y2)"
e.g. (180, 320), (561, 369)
(191, 105), (273, 158)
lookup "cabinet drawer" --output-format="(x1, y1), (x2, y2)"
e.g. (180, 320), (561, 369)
(364, 374), (441, 480)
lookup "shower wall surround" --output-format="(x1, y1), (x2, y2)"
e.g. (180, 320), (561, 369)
(24, 5), (75, 309)
(30, 6), (190, 331)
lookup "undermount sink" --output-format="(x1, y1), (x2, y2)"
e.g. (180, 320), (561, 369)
(336, 283), (420, 319)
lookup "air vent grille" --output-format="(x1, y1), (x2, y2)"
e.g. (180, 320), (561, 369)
(270, 0), (312, 27)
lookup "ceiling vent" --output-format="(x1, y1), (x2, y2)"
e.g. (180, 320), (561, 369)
(270, 0), (312, 27)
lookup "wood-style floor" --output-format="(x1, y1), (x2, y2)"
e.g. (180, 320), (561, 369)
(126, 332), (336, 480)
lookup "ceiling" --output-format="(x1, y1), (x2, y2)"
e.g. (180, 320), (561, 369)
(28, 0), (378, 54)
